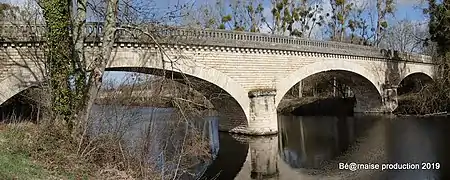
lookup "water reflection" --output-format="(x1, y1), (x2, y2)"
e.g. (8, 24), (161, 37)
(276, 115), (450, 180)
(248, 136), (279, 179)
(202, 134), (280, 180)
(383, 117), (441, 180)
(204, 115), (450, 180)
(91, 105), (450, 179)
(200, 134), (249, 180)
(90, 105), (220, 179)
(278, 115), (378, 169)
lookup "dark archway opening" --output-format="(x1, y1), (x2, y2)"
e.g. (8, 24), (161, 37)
(104, 67), (248, 131)
(91, 68), (249, 179)
(395, 73), (434, 115)
(92, 68), (243, 180)
(0, 87), (41, 123)
(278, 70), (382, 116)
(200, 132), (249, 180)
(397, 73), (433, 96)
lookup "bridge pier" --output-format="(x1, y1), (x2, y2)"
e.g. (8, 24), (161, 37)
(215, 89), (278, 136)
(250, 136), (279, 179)
(382, 85), (398, 113)
(242, 89), (278, 136)
(234, 135), (280, 180)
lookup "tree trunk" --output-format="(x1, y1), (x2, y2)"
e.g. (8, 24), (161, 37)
(79, 0), (118, 135)
(73, 0), (87, 124)
(41, 0), (75, 129)
(376, 0), (383, 46)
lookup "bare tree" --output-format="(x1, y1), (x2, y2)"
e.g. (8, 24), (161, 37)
(1, 0), (217, 178)
(379, 19), (429, 53)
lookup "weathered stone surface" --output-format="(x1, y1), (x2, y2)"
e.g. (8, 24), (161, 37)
(0, 24), (435, 135)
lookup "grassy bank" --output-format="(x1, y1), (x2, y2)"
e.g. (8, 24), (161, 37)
(0, 123), (101, 180)
(0, 123), (54, 180)
(0, 112), (212, 179)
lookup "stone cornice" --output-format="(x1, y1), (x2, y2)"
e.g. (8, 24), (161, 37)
(0, 42), (435, 65)
(0, 23), (433, 64)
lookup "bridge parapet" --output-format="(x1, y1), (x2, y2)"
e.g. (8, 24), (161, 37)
(0, 22), (432, 64)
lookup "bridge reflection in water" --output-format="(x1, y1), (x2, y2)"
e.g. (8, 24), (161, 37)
(202, 115), (450, 180)
(278, 115), (377, 169)
(202, 115), (374, 180)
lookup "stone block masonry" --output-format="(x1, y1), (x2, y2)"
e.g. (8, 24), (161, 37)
(0, 23), (435, 135)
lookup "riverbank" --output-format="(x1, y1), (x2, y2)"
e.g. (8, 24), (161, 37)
(95, 96), (213, 110)
(395, 94), (449, 116)
(0, 122), (140, 179)
(0, 103), (215, 179)
(0, 123), (71, 179)
(278, 97), (355, 116)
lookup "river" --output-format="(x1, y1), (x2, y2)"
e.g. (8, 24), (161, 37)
(201, 114), (450, 180)
(91, 105), (450, 180)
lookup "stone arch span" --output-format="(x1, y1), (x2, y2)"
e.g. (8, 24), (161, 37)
(107, 55), (250, 133)
(398, 70), (433, 87)
(0, 75), (40, 106)
(276, 60), (384, 113)
(397, 72), (433, 95)
(1, 58), (251, 133)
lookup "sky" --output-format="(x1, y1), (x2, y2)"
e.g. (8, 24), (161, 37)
(0, 0), (428, 25)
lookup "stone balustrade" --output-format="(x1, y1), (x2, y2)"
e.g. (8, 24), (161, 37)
(0, 22), (432, 64)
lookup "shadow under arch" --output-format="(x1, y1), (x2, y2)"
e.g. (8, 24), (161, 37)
(0, 84), (41, 122)
(276, 60), (383, 107)
(0, 75), (40, 105)
(397, 72), (433, 95)
(105, 67), (249, 133)
(277, 68), (383, 113)
(0, 62), (250, 133)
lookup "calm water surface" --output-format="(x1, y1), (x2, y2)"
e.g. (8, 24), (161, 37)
(92, 106), (450, 180)
(202, 114), (450, 180)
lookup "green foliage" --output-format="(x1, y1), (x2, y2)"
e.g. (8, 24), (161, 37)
(206, 18), (215, 28)
(40, 0), (79, 130)
(328, 0), (354, 41)
(428, 0), (450, 54)
(336, 0), (345, 5)
(375, 0), (396, 44)
(380, 21), (388, 29)
(269, 0), (325, 37)
(0, 124), (49, 180)
(427, 0), (450, 85)
(221, 14), (232, 23)
(400, 0), (450, 114)
(337, 13), (344, 23)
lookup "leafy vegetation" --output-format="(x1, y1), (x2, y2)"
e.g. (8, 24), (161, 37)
(1, 0), (450, 178)
(395, 0), (450, 115)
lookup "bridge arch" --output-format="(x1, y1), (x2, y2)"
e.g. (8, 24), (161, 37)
(276, 60), (384, 112)
(107, 52), (250, 133)
(396, 64), (434, 95)
(398, 67), (433, 86)
(0, 75), (40, 105)
(397, 72), (433, 95)
(1, 50), (251, 133)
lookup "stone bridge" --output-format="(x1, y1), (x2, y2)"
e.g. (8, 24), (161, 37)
(0, 23), (435, 135)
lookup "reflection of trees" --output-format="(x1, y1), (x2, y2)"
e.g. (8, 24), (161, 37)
(201, 133), (249, 180)
(278, 116), (377, 169)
